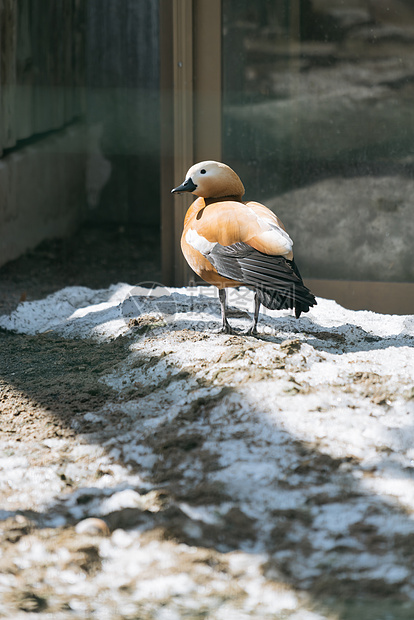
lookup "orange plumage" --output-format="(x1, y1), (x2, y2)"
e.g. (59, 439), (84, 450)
(172, 161), (316, 334)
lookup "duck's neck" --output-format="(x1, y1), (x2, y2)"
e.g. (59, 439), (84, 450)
(184, 195), (244, 227)
(204, 194), (243, 206)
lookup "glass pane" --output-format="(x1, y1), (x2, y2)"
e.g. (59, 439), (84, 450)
(222, 0), (414, 282)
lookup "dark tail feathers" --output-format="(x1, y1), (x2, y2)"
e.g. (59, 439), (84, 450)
(255, 259), (316, 318)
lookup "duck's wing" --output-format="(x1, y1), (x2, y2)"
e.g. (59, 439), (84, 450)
(205, 241), (315, 315)
(184, 200), (316, 315)
(184, 201), (293, 259)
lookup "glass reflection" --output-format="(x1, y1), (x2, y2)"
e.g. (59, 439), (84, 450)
(223, 0), (414, 281)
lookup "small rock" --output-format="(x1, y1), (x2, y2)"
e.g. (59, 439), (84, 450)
(280, 339), (302, 355)
(75, 518), (110, 536)
(405, 386), (414, 400)
(17, 591), (47, 612)
(1, 515), (34, 544)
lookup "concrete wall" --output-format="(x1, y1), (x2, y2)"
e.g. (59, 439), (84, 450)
(0, 0), (87, 269)
(0, 0), (85, 154)
(0, 124), (86, 267)
(0, 0), (160, 268)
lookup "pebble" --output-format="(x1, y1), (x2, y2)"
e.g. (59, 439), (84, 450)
(75, 517), (110, 536)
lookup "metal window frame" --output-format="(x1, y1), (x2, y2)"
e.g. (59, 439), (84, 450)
(160, 0), (414, 314)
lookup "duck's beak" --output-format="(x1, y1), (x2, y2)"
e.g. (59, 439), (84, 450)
(171, 177), (197, 194)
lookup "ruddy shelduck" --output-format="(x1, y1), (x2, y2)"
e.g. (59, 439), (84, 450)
(172, 161), (316, 334)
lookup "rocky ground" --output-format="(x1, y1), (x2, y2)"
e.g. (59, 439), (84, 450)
(0, 225), (413, 619)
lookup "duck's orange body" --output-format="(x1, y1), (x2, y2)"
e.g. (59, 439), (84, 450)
(172, 160), (316, 334)
(181, 197), (238, 288)
(181, 196), (293, 289)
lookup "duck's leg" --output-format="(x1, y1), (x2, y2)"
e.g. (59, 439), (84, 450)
(217, 288), (235, 334)
(244, 292), (260, 336)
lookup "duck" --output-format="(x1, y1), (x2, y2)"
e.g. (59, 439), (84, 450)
(171, 160), (316, 335)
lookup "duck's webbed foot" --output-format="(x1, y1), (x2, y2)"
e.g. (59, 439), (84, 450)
(243, 325), (258, 337)
(215, 321), (237, 335)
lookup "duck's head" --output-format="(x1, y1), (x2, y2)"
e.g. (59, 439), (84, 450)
(171, 161), (245, 200)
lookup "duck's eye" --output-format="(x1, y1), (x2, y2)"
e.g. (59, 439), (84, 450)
(200, 169), (206, 174)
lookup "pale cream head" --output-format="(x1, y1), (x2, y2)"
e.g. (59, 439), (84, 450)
(172, 161), (245, 199)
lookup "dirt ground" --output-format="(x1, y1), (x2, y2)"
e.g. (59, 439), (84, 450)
(0, 223), (161, 438)
(0, 225), (160, 616)
(1, 225), (414, 620)
(0, 223), (161, 317)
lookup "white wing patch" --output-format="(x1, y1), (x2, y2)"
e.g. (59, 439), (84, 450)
(246, 207), (293, 256)
(268, 221), (293, 247)
(185, 228), (217, 255)
(257, 229), (293, 255)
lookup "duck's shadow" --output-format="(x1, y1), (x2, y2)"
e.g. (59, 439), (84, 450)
(12, 288), (408, 357)
(152, 292), (413, 355)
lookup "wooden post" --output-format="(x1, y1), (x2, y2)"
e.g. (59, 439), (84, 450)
(160, 0), (175, 286)
(194, 0), (222, 163)
(161, 0), (222, 287)
(172, 0), (194, 285)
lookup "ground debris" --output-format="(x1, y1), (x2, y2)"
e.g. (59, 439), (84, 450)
(0, 281), (413, 619)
